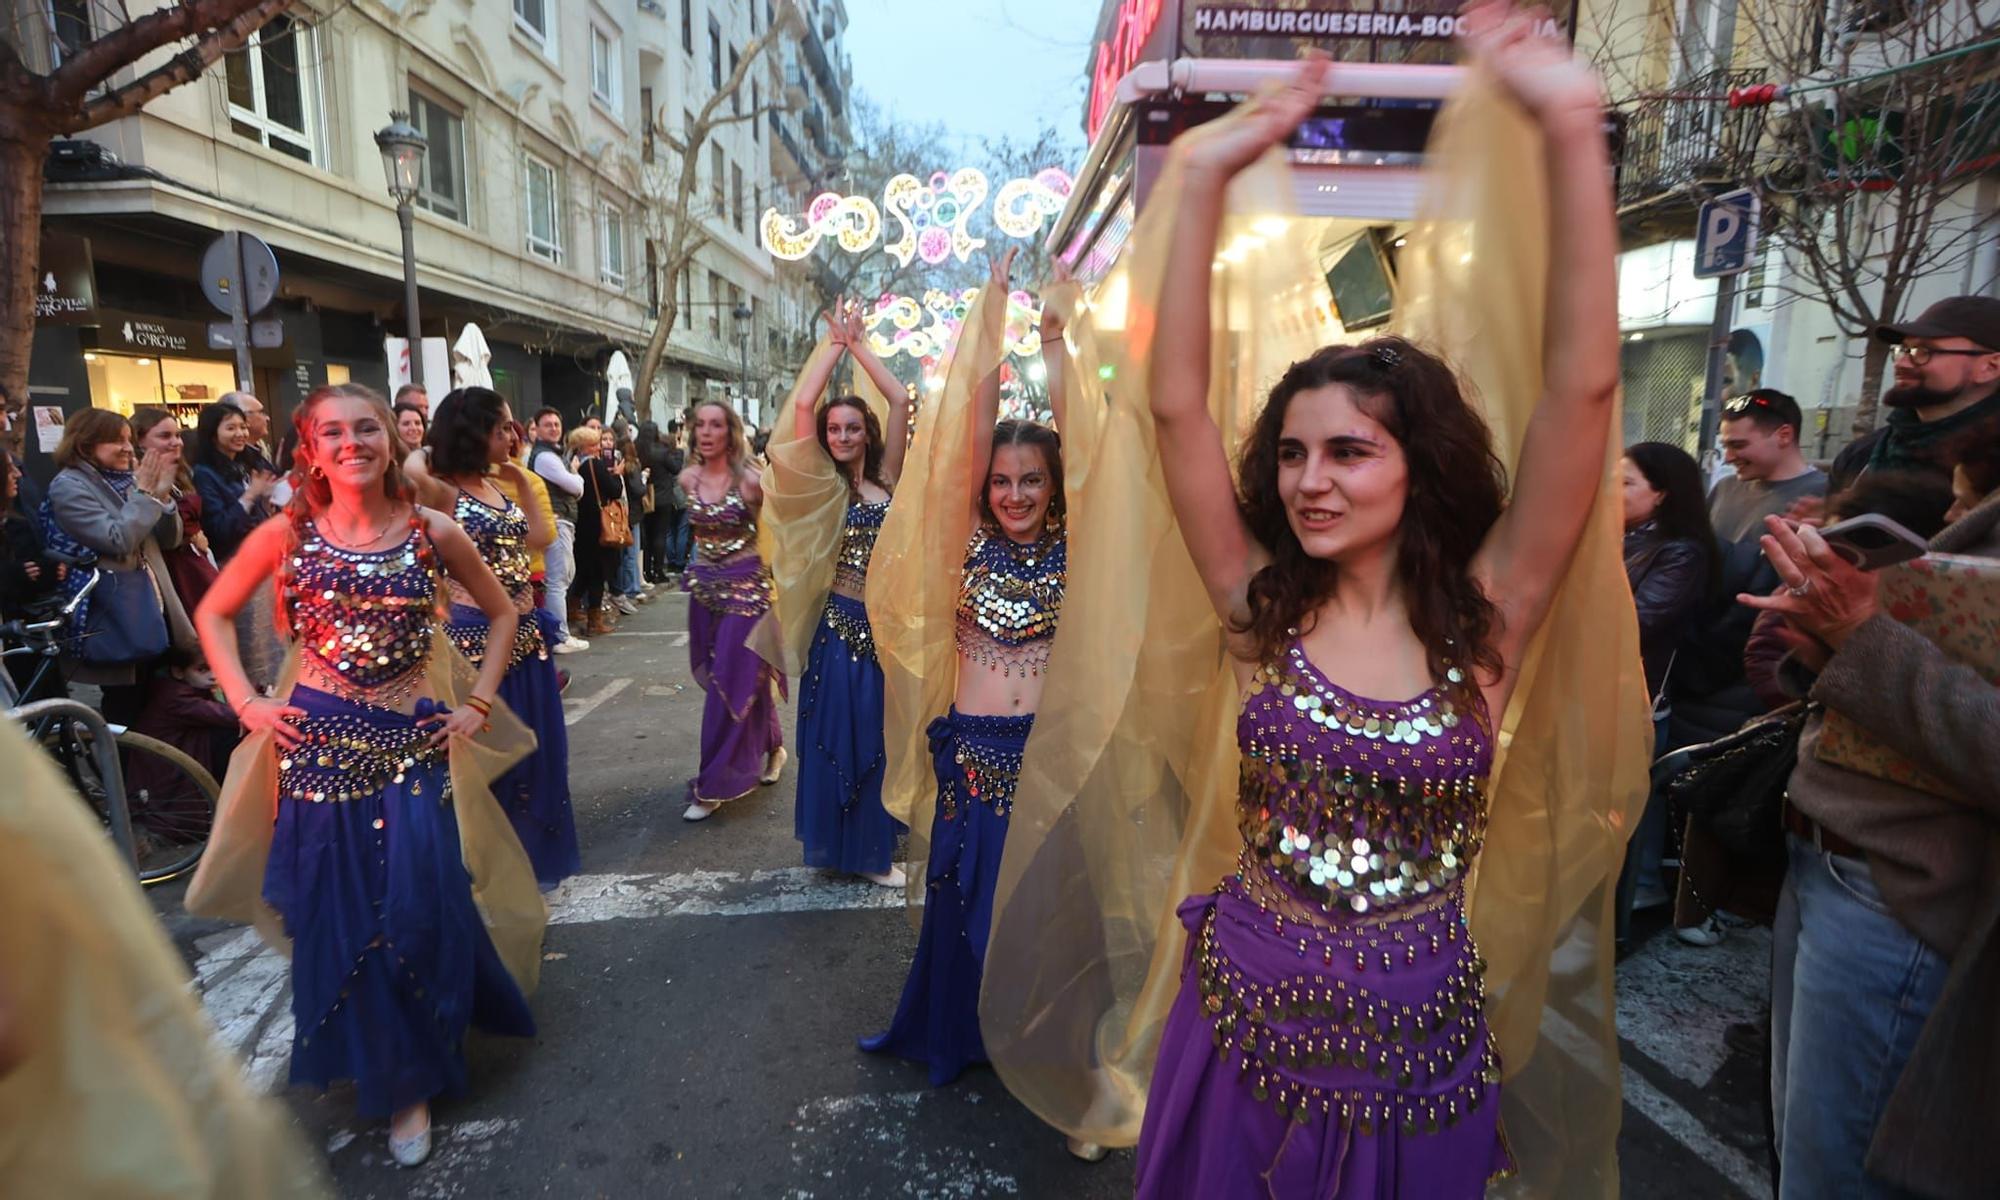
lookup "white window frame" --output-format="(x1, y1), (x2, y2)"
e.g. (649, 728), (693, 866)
(513, 0), (557, 56)
(590, 25), (621, 108)
(599, 203), (627, 288)
(225, 15), (323, 165)
(409, 86), (469, 224)
(524, 154), (564, 264)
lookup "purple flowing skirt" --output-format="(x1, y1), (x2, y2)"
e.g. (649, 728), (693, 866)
(686, 558), (783, 803)
(1135, 884), (1511, 1199)
(262, 686), (535, 1118)
(795, 595), (902, 873)
(449, 604), (579, 889)
(859, 709), (1029, 1085)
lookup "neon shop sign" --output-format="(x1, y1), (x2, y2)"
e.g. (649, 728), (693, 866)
(1087, 0), (1167, 142)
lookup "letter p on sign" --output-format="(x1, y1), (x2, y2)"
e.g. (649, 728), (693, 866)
(1693, 189), (1760, 279)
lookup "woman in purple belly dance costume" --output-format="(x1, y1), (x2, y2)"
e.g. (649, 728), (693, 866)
(680, 399), (787, 821)
(1135, 10), (1621, 1196)
(190, 383), (539, 1167)
(408, 387), (579, 889)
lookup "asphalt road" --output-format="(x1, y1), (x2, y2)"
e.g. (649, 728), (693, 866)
(155, 588), (1776, 1198)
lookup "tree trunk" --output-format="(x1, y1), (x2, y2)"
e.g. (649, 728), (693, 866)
(635, 241), (682, 413)
(1852, 334), (1894, 437)
(0, 118), (54, 442)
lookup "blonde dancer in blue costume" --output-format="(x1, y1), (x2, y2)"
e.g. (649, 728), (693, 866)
(186, 383), (546, 1170)
(765, 301), (914, 886)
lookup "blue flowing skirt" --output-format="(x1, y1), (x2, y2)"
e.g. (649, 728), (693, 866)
(795, 595), (902, 874)
(263, 686), (536, 1118)
(450, 604), (579, 889)
(859, 708), (1031, 1086)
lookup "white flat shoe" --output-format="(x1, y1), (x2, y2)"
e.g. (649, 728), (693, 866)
(758, 746), (789, 786)
(1065, 1136), (1109, 1163)
(553, 636), (589, 653)
(862, 865), (907, 888)
(388, 1124), (431, 1168)
(683, 799), (721, 822)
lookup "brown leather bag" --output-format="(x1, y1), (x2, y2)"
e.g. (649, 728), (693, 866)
(589, 465), (633, 548)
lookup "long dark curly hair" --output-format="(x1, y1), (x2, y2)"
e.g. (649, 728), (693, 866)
(978, 419), (1065, 528)
(425, 386), (509, 477)
(817, 395), (889, 497)
(1234, 335), (1506, 704)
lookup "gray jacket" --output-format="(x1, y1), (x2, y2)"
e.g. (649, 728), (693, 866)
(45, 466), (194, 684)
(1788, 490), (2000, 1199)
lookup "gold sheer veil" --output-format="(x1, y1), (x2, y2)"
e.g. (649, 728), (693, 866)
(982, 69), (1652, 1195)
(763, 340), (850, 676)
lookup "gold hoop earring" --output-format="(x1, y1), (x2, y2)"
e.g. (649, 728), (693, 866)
(310, 464), (325, 479)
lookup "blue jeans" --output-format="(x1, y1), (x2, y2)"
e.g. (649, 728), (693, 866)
(666, 510), (690, 571)
(616, 540), (642, 596)
(1771, 833), (1947, 1200)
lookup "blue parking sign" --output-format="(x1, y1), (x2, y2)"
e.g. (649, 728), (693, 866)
(1694, 189), (1760, 278)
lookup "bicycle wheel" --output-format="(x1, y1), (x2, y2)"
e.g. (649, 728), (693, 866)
(114, 730), (221, 885)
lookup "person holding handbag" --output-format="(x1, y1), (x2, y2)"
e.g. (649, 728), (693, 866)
(569, 426), (624, 637)
(41, 407), (193, 725)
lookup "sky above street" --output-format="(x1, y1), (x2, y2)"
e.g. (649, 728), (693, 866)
(843, 0), (1100, 157)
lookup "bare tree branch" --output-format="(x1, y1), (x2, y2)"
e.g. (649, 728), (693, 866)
(65, 0), (291, 132)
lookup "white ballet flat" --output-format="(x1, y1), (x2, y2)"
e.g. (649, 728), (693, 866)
(758, 746), (789, 786)
(863, 865), (907, 888)
(1065, 1137), (1109, 1163)
(388, 1125), (432, 1168)
(683, 799), (721, 822)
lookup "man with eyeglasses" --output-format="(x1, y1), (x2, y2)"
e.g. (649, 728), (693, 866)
(1710, 388), (1827, 543)
(1828, 295), (2000, 493)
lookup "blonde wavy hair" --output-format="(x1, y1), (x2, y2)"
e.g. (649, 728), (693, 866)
(688, 399), (749, 472)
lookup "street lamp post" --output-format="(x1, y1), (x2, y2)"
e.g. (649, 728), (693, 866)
(732, 302), (753, 423)
(374, 113), (429, 389)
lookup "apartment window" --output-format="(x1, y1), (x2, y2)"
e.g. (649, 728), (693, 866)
(749, 0), (757, 35)
(731, 163), (744, 232)
(641, 85), (655, 162)
(707, 270), (723, 339)
(645, 242), (660, 316)
(708, 15), (722, 90)
(729, 48), (740, 111)
(513, 0), (552, 47)
(600, 204), (627, 288)
(524, 154), (564, 263)
(48, 0), (91, 63)
(710, 145), (725, 215)
(680, 0), (692, 53)
(224, 14), (321, 164)
(408, 88), (468, 223)
(680, 268), (693, 329)
(590, 26), (620, 107)
(752, 81), (761, 142)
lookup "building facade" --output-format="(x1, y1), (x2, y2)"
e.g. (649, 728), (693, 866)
(20, 0), (796, 459)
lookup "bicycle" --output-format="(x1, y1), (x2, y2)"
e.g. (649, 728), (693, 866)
(3, 570), (222, 885)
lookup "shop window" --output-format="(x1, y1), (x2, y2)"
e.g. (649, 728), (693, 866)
(409, 87), (468, 223)
(525, 154), (564, 263)
(82, 352), (234, 422)
(224, 14), (322, 165)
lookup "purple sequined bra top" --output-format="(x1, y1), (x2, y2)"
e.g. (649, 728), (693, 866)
(687, 486), (758, 564)
(285, 522), (439, 706)
(686, 485), (773, 617)
(1235, 639), (1494, 922)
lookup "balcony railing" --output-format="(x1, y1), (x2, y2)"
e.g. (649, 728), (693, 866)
(1615, 68), (1769, 208)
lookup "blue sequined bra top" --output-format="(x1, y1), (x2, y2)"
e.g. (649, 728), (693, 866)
(452, 487), (533, 602)
(953, 525), (1066, 679)
(831, 499), (888, 596)
(688, 486), (757, 563)
(1235, 639), (1494, 922)
(285, 522), (439, 706)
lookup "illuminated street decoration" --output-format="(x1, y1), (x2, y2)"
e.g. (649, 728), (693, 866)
(992, 169), (1075, 239)
(883, 169), (990, 266)
(865, 287), (1050, 362)
(758, 191), (882, 260)
(882, 174), (923, 267)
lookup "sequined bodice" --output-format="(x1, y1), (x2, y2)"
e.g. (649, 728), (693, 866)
(832, 499), (889, 595)
(454, 488), (532, 602)
(1237, 641), (1493, 921)
(286, 524), (438, 704)
(953, 526), (1066, 679)
(688, 486), (756, 562)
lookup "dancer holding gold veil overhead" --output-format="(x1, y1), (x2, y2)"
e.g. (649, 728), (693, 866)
(762, 300), (913, 886)
(859, 247), (1095, 1089)
(978, 5), (1653, 1196)
(184, 383), (546, 1169)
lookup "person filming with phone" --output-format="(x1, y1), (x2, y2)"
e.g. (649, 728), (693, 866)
(1740, 318), (2000, 1198)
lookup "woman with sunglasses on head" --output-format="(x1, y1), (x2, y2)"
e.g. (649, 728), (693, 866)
(1131, 9), (1625, 1194)
(860, 246), (1081, 1087)
(185, 383), (543, 1169)
(764, 298), (913, 886)
(405, 388), (579, 891)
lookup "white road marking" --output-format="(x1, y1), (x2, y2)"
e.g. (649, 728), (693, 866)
(561, 676), (632, 725)
(644, 683), (688, 697)
(1614, 924), (1771, 1088)
(1542, 1006), (1769, 1197)
(550, 866), (909, 923)
(606, 631), (690, 643)
(784, 1091), (1022, 1199)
